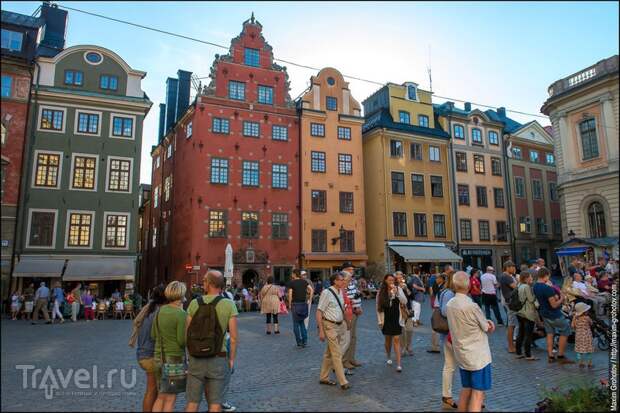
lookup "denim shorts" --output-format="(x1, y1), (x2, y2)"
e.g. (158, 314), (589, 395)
(543, 316), (571, 336)
(186, 355), (230, 405)
(459, 363), (492, 391)
(503, 304), (518, 327)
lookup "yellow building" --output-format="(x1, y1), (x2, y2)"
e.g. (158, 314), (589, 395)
(362, 83), (461, 274)
(298, 68), (367, 280)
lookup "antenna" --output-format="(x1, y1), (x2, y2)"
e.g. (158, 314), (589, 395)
(427, 44), (433, 93)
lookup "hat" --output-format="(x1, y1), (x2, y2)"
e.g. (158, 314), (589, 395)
(341, 262), (355, 270)
(574, 302), (591, 316)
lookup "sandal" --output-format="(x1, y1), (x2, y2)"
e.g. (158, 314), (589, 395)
(525, 356), (540, 361)
(319, 380), (337, 386)
(515, 355), (525, 359)
(442, 397), (458, 409)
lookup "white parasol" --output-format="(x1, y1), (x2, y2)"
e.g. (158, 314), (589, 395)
(224, 243), (234, 286)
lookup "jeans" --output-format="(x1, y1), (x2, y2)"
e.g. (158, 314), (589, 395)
(515, 315), (535, 357)
(482, 293), (503, 325)
(293, 317), (308, 345)
(71, 302), (80, 321)
(52, 300), (63, 320)
(471, 295), (482, 308)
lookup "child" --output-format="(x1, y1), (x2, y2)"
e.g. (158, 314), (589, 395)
(571, 302), (594, 368)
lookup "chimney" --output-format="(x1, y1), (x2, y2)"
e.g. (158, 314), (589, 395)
(175, 70), (192, 122)
(164, 77), (179, 134)
(497, 107), (506, 118)
(39, 2), (68, 53)
(446, 101), (454, 110)
(464, 102), (472, 112)
(158, 103), (166, 143)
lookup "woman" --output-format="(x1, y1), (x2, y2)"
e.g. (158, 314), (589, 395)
(259, 276), (281, 334)
(70, 284), (82, 322)
(376, 274), (407, 372)
(438, 273), (457, 410)
(82, 289), (95, 321)
(151, 281), (187, 412)
(10, 290), (22, 320)
(515, 272), (539, 361)
(130, 284), (167, 412)
(469, 268), (482, 307)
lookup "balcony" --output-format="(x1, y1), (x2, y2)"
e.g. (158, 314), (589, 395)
(547, 55), (618, 97)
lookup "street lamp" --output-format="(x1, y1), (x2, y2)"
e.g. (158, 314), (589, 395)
(331, 225), (345, 246)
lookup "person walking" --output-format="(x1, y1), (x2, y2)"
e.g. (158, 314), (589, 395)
(439, 272), (458, 410)
(300, 270), (313, 330)
(70, 284), (82, 322)
(446, 271), (495, 413)
(469, 269), (482, 308)
(428, 273), (446, 354)
(23, 283), (35, 321)
(287, 270), (313, 348)
(515, 271), (539, 361)
(409, 269), (426, 326)
(480, 267), (504, 325)
(395, 271), (414, 357)
(32, 282), (51, 324)
(82, 289), (95, 321)
(571, 302), (594, 369)
(10, 290), (22, 320)
(129, 284), (167, 412)
(376, 273), (407, 372)
(316, 272), (350, 390)
(343, 262), (363, 369)
(51, 283), (65, 323)
(151, 281), (188, 412)
(259, 276), (281, 335)
(499, 261), (518, 353)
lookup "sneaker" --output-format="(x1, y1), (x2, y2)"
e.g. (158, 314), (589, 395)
(222, 402), (237, 412)
(386, 359), (393, 365)
(396, 366), (402, 372)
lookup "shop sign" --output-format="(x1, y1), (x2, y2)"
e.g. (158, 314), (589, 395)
(461, 249), (493, 256)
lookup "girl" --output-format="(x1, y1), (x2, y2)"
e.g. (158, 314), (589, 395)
(571, 302), (594, 369)
(10, 291), (22, 320)
(376, 274), (407, 372)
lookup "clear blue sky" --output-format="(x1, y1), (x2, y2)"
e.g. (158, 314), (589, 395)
(4, 1), (619, 183)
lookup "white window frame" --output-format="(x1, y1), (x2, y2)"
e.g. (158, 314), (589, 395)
(166, 144), (172, 159)
(453, 123), (466, 139)
(109, 112), (136, 140)
(153, 185), (160, 208)
(429, 145), (440, 162)
(64, 209), (96, 249)
(31, 149), (63, 190)
(404, 82), (418, 101)
(102, 211), (131, 250)
(37, 105), (67, 134)
(105, 155), (133, 194)
(186, 121), (193, 139)
(74, 109), (103, 137)
(69, 152), (99, 192)
(155, 156), (161, 169)
(25, 208), (58, 249)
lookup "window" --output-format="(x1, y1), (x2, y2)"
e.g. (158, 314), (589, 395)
(153, 186), (160, 208)
(549, 182), (558, 201)
(410, 143), (422, 160)
(186, 121), (193, 138)
(326, 96), (337, 111)
(553, 219), (562, 235)
(340, 230), (355, 252)
(164, 175), (171, 201)
(242, 161), (259, 186)
(310, 123), (325, 137)
(493, 188), (504, 208)
(455, 152), (467, 172)
(474, 154), (485, 174)
(209, 210), (227, 237)
(337, 127), (351, 140)
(579, 118), (599, 160)
(311, 151), (326, 173)
(476, 186), (488, 207)
(471, 128), (482, 144)
(407, 84), (417, 101)
(512, 146), (522, 160)
(64, 70), (83, 86)
(71, 156), (97, 190)
(536, 218), (547, 234)
(433, 214), (446, 238)
(34, 153), (61, 188)
(412, 174), (424, 196)
(228, 81), (245, 101)
(519, 216), (531, 233)
(391, 172), (405, 194)
(311, 190), (326, 212)
(105, 214), (128, 248)
(155, 157), (160, 169)
(393, 212), (408, 236)
(478, 220), (490, 241)
(77, 112), (99, 134)
(458, 184), (470, 205)
(162, 222), (169, 246)
(241, 212), (259, 238)
(399, 111), (410, 124)
(431, 176), (443, 197)
(338, 154), (352, 175)
(244, 47), (260, 67)
(546, 153), (555, 165)
(112, 116), (133, 138)
(272, 164), (288, 189)
(40, 108), (64, 131)
(418, 115), (429, 127)
(67, 212), (93, 247)
(521, 246), (531, 263)
(257, 85), (273, 104)
(28, 210), (56, 247)
(587, 202), (606, 237)
(515, 176), (525, 198)
(99, 75), (118, 90)
(210, 158), (228, 184)
(429, 146), (440, 162)
(108, 158), (131, 192)
(390, 140), (403, 157)
(152, 227), (157, 248)
(491, 157), (502, 176)
(496, 221), (507, 242)
(272, 213), (289, 239)
(460, 219), (472, 241)
(488, 131), (499, 145)
(339, 192), (354, 213)
(210, 118), (229, 134)
(243, 121), (260, 137)
(311, 229), (327, 252)
(272, 125), (287, 141)
(530, 150), (539, 163)
(85, 52), (102, 64)
(453, 124), (464, 139)
(1, 29), (23, 51)
(1, 75), (11, 97)
(532, 179), (543, 200)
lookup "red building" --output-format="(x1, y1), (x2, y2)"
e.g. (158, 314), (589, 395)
(145, 15), (299, 289)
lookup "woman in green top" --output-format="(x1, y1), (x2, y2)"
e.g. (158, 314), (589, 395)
(515, 272), (539, 361)
(151, 281), (187, 412)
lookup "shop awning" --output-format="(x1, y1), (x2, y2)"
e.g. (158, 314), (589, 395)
(12, 258), (65, 278)
(63, 257), (136, 281)
(555, 247), (589, 257)
(390, 245), (462, 263)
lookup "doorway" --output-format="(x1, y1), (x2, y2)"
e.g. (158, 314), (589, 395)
(242, 269), (259, 288)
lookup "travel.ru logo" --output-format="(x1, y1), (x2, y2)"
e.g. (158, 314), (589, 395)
(16, 364), (137, 400)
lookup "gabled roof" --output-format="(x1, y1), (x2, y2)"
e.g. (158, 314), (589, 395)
(484, 109), (523, 133)
(1, 10), (43, 29)
(363, 109), (450, 139)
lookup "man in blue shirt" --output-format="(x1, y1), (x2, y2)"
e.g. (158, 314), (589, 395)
(51, 283), (65, 323)
(32, 282), (51, 324)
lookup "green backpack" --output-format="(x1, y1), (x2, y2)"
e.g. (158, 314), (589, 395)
(186, 296), (224, 358)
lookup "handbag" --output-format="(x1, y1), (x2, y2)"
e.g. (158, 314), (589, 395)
(155, 310), (187, 394)
(278, 300), (288, 315)
(431, 290), (450, 334)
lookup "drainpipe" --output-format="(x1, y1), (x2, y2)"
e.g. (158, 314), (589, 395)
(503, 134), (517, 262)
(381, 129), (390, 273)
(447, 116), (460, 267)
(297, 107), (303, 273)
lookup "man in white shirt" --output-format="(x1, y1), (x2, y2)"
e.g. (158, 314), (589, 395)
(480, 267), (504, 325)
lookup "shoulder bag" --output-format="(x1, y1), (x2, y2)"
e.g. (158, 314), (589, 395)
(431, 290), (450, 334)
(327, 288), (351, 330)
(155, 309), (187, 394)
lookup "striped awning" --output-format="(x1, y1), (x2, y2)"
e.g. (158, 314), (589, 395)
(12, 258), (65, 278)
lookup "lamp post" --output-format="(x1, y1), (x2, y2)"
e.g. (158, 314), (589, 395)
(331, 225), (345, 246)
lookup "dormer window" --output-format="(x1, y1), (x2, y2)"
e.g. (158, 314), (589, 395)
(100, 75), (118, 91)
(1, 29), (23, 52)
(406, 84), (418, 101)
(244, 48), (260, 67)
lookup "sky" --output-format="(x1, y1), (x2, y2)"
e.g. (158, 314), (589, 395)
(4, 1), (619, 184)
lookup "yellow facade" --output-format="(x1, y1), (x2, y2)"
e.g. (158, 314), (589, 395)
(387, 83), (436, 129)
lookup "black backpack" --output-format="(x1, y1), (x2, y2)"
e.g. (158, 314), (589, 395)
(186, 296), (224, 358)
(508, 287), (524, 312)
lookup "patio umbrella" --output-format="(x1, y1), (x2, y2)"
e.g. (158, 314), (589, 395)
(225, 243), (233, 287)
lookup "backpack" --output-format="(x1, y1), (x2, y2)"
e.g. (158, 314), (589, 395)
(186, 296), (225, 358)
(508, 287), (524, 312)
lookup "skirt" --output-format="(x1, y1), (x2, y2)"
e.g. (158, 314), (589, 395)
(381, 299), (402, 336)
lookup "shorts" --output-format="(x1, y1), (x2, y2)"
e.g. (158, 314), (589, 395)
(24, 302), (34, 313)
(138, 358), (157, 373)
(503, 304), (518, 327)
(459, 363), (492, 391)
(11, 303), (20, 312)
(186, 355), (230, 405)
(543, 317), (571, 336)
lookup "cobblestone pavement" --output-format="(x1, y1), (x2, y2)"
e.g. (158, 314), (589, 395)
(1, 299), (609, 412)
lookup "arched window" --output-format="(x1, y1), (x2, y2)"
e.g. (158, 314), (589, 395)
(587, 202), (606, 238)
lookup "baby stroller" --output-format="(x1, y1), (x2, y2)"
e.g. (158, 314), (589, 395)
(592, 317), (610, 351)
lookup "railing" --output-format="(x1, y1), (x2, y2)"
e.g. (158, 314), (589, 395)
(547, 55), (618, 97)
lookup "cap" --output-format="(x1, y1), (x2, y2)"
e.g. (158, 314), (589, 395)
(341, 261), (355, 269)
(503, 260), (515, 270)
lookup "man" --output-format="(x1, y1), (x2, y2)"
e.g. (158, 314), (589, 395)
(32, 282), (51, 324)
(408, 269), (426, 326)
(446, 272), (495, 413)
(51, 283), (65, 324)
(300, 270), (314, 330)
(499, 261), (517, 353)
(532, 267), (574, 364)
(480, 267), (504, 325)
(316, 272), (350, 390)
(23, 283), (35, 321)
(287, 270), (313, 348)
(186, 270), (238, 413)
(342, 262), (363, 369)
